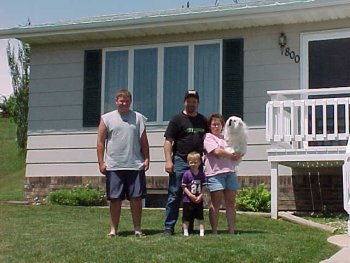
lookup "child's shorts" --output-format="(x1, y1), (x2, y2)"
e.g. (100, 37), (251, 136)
(182, 202), (204, 222)
(106, 170), (146, 200)
(207, 172), (240, 192)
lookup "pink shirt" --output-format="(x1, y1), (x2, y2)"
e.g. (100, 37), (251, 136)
(203, 133), (236, 177)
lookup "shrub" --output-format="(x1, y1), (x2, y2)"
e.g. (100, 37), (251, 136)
(236, 184), (271, 212)
(47, 184), (107, 206)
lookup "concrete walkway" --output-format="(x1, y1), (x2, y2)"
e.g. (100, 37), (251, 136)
(278, 212), (349, 263)
(320, 235), (350, 263)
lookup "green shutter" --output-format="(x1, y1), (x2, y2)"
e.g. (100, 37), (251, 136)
(83, 50), (102, 127)
(222, 39), (244, 121)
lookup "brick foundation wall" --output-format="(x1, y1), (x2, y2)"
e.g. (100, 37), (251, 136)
(24, 176), (106, 203)
(24, 170), (343, 212)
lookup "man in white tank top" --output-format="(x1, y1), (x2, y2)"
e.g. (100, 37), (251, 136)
(97, 89), (149, 237)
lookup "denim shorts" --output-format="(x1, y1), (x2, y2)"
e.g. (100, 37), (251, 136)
(207, 172), (240, 192)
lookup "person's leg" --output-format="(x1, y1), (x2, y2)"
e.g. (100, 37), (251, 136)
(182, 221), (189, 236)
(209, 190), (224, 234)
(106, 171), (125, 236)
(127, 170), (146, 235)
(164, 156), (188, 233)
(188, 217), (195, 234)
(224, 172), (240, 234)
(198, 219), (205, 236)
(109, 199), (122, 235)
(224, 190), (237, 234)
(130, 197), (142, 233)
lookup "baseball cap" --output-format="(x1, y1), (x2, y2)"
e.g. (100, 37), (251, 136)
(184, 90), (199, 101)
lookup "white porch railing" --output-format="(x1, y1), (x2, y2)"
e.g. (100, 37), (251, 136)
(266, 87), (350, 149)
(266, 87), (350, 219)
(342, 140), (350, 236)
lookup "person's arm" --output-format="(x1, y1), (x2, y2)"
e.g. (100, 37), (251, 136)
(204, 134), (242, 161)
(182, 185), (197, 203)
(195, 180), (206, 203)
(164, 138), (174, 173)
(211, 148), (242, 161)
(96, 119), (107, 175)
(140, 129), (150, 171)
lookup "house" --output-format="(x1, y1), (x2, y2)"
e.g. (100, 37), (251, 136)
(1, 0), (350, 216)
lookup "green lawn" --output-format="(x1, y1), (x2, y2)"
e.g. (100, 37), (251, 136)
(0, 204), (339, 263)
(0, 117), (341, 262)
(0, 118), (26, 200)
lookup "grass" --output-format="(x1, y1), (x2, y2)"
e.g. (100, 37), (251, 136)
(0, 204), (340, 263)
(301, 212), (348, 235)
(0, 116), (342, 262)
(0, 118), (26, 200)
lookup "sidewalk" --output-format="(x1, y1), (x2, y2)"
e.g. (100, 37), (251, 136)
(320, 235), (350, 263)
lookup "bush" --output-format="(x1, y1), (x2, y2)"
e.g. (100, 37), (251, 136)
(236, 184), (271, 212)
(47, 184), (107, 206)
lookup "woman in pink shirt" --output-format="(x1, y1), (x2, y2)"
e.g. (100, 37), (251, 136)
(203, 113), (243, 234)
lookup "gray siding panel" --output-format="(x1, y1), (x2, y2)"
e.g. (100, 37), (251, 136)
(30, 63), (82, 79)
(28, 120), (83, 131)
(26, 163), (100, 177)
(28, 106), (82, 121)
(30, 49), (83, 65)
(29, 91), (83, 107)
(26, 128), (269, 177)
(27, 134), (96, 149)
(30, 77), (83, 93)
(29, 46), (85, 132)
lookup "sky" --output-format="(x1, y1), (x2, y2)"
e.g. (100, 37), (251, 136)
(0, 0), (245, 98)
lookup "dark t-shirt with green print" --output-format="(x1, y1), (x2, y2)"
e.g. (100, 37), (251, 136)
(164, 112), (208, 159)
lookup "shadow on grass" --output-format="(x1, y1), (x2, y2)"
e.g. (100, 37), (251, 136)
(117, 228), (268, 237)
(117, 229), (164, 236)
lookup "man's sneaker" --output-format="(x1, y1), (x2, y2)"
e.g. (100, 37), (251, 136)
(134, 231), (146, 238)
(163, 228), (173, 236)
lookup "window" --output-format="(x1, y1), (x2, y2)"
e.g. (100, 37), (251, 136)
(301, 30), (350, 145)
(163, 46), (189, 121)
(194, 43), (220, 118)
(102, 41), (221, 123)
(133, 48), (158, 121)
(103, 50), (128, 113)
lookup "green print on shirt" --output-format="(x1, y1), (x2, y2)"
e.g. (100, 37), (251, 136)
(185, 128), (205, 134)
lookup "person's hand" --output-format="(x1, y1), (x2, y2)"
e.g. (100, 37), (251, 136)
(165, 160), (174, 173)
(144, 159), (150, 171)
(190, 194), (198, 203)
(99, 162), (107, 175)
(194, 195), (203, 203)
(230, 152), (242, 161)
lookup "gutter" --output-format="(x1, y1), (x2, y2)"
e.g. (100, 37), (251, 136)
(0, 0), (349, 41)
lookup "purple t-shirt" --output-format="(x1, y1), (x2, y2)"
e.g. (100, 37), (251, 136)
(181, 169), (206, 203)
(203, 133), (236, 177)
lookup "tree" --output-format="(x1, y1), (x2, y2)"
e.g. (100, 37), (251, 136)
(0, 95), (15, 118)
(6, 40), (30, 149)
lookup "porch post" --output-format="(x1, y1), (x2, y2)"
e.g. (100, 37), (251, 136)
(270, 162), (279, 219)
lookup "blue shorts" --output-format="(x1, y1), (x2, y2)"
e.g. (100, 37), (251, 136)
(207, 172), (240, 192)
(106, 170), (146, 200)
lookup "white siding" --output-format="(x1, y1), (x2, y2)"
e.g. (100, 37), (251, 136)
(26, 128), (277, 177)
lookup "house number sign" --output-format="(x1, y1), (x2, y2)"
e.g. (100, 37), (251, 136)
(283, 47), (300, 63)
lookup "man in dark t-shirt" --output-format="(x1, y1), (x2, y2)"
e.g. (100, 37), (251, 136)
(163, 90), (208, 236)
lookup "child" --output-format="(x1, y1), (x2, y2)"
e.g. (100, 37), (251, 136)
(181, 151), (206, 236)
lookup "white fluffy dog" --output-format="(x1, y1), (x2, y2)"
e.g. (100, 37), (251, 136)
(223, 116), (248, 157)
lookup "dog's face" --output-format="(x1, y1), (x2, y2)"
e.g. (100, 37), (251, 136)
(225, 116), (246, 133)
